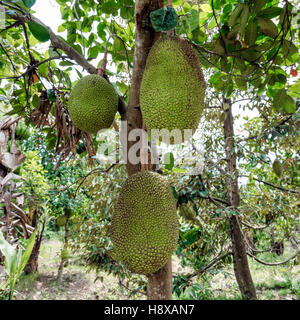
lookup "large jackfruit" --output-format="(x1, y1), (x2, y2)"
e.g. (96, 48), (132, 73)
(110, 171), (179, 275)
(140, 36), (206, 144)
(68, 75), (118, 134)
(272, 159), (283, 177)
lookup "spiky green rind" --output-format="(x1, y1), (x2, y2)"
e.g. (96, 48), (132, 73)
(140, 36), (206, 144)
(56, 215), (67, 227)
(68, 75), (118, 134)
(110, 171), (179, 275)
(272, 159), (283, 177)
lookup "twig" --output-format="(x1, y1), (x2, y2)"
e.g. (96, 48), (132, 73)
(0, 56), (69, 80)
(0, 42), (17, 75)
(118, 280), (147, 297)
(247, 248), (299, 266)
(186, 251), (232, 281)
(74, 162), (119, 197)
(240, 175), (299, 194)
(240, 219), (271, 230)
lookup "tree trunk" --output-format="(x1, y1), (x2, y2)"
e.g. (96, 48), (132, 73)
(147, 259), (173, 299)
(125, 0), (173, 300)
(223, 99), (257, 300)
(57, 219), (69, 281)
(0, 164), (7, 264)
(24, 210), (45, 274)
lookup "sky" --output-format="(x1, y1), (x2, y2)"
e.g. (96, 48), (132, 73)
(34, 0), (61, 34)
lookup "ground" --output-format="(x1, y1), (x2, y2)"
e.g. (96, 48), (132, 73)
(3, 238), (299, 300)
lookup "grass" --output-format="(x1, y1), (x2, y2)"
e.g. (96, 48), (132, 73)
(12, 237), (300, 300)
(14, 236), (140, 300)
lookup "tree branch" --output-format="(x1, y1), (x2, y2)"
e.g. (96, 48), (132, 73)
(247, 249), (299, 266)
(185, 251), (232, 281)
(74, 161), (119, 197)
(240, 175), (299, 194)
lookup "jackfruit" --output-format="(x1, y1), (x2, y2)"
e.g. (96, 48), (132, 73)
(140, 35), (206, 144)
(56, 215), (67, 227)
(110, 171), (179, 275)
(181, 204), (198, 224)
(272, 159), (283, 177)
(68, 75), (118, 134)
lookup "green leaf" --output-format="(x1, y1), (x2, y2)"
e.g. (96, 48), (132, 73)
(282, 40), (299, 64)
(163, 7), (178, 31)
(47, 89), (56, 102)
(32, 94), (40, 108)
(182, 2), (192, 13)
(288, 81), (300, 99)
(59, 61), (74, 67)
(17, 230), (37, 275)
(150, 7), (166, 31)
(28, 22), (50, 42)
(199, 190), (208, 197)
(250, 0), (266, 14)
(235, 77), (248, 91)
(273, 89), (296, 113)
(164, 152), (175, 170)
(185, 9), (198, 32)
(245, 20), (258, 46)
(228, 3), (244, 27)
(22, 0), (36, 8)
(173, 0), (183, 8)
(220, 57), (231, 73)
(257, 6), (282, 19)
(239, 4), (250, 35)
(258, 18), (278, 38)
(150, 7), (178, 32)
(88, 46), (99, 59)
(0, 231), (17, 277)
(241, 48), (261, 62)
(101, 0), (118, 14)
(38, 63), (49, 78)
(283, 95), (296, 113)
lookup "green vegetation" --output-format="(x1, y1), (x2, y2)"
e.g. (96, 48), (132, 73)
(0, 231), (36, 300)
(0, 0), (299, 301)
(10, 238), (299, 300)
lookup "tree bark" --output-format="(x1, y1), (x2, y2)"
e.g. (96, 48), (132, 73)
(0, 164), (7, 264)
(24, 210), (45, 274)
(125, 0), (173, 300)
(57, 219), (69, 281)
(223, 99), (257, 300)
(147, 259), (173, 299)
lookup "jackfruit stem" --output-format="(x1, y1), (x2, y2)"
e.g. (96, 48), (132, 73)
(98, 35), (111, 76)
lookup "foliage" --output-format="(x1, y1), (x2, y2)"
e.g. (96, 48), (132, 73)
(0, 230), (36, 300)
(20, 150), (50, 210)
